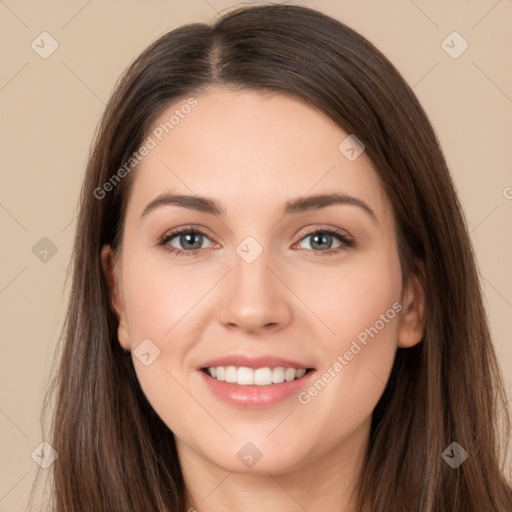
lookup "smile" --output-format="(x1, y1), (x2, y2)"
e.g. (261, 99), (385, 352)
(199, 366), (316, 408)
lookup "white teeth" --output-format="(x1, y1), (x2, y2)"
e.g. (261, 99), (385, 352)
(254, 367), (272, 385)
(272, 367), (285, 383)
(237, 367), (254, 385)
(225, 366), (237, 383)
(206, 366), (309, 386)
(284, 368), (296, 382)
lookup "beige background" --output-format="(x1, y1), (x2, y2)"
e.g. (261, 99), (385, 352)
(1, 0), (511, 509)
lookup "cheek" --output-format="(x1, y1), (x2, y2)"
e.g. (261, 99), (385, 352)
(121, 251), (204, 344)
(295, 252), (402, 441)
(300, 244), (402, 352)
(328, 268), (401, 343)
(119, 254), (208, 432)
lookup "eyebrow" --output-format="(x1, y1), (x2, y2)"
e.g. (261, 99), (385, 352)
(140, 192), (377, 223)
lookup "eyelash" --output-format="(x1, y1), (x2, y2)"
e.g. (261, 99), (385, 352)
(158, 225), (355, 258)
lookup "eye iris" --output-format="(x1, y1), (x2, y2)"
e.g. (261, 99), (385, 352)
(311, 233), (332, 250)
(180, 232), (202, 250)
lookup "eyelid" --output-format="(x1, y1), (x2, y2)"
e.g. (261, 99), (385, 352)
(159, 224), (216, 244)
(296, 224), (352, 241)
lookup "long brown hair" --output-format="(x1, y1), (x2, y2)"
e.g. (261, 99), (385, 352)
(30, 4), (512, 511)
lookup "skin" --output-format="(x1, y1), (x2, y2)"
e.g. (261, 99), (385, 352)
(102, 87), (426, 512)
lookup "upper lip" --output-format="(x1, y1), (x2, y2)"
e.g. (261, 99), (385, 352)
(198, 355), (315, 370)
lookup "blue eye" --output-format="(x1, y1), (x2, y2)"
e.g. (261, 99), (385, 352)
(158, 226), (354, 257)
(159, 228), (212, 257)
(294, 228), (353, 253)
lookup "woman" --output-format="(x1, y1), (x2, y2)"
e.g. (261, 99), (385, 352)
(30, 4), (512, 511)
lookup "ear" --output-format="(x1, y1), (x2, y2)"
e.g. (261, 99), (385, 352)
(101, 244), (130, 351)
(397, 261), (427, 348)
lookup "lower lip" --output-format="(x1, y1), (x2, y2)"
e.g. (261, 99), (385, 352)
(198, 369), (316, 408)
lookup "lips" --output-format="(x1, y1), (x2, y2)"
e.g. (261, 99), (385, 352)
(198, 354), (314, 370)
(196, 353), (316, 408)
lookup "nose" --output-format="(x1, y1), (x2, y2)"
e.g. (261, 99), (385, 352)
(217, 247), (292, 335)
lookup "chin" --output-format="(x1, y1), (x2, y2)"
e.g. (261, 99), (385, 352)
(201, 437), (309, 476)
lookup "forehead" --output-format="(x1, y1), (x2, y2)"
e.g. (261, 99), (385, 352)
(126, 87), (391, 223)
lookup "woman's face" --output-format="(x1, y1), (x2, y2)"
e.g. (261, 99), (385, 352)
(103, 87), (425, 475)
